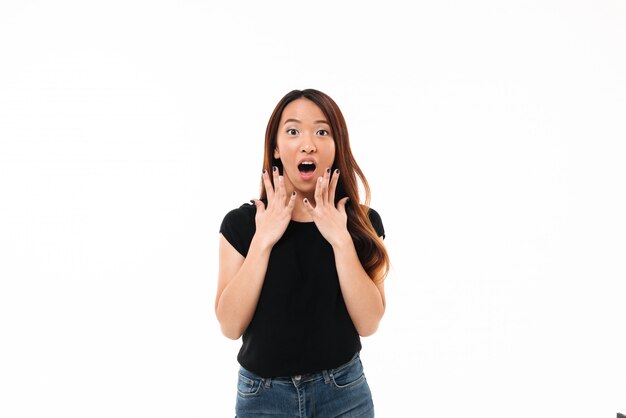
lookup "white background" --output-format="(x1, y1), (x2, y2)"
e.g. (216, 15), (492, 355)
(1, 1), (625, 417)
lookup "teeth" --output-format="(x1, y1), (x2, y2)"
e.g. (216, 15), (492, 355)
(301, 161), (314, 165)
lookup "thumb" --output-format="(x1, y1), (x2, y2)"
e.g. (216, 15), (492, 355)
(337, 197), (350, 214)
(250, 199), (265, 213)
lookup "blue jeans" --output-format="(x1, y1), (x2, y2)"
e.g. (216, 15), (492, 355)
(235, 353), (375, 417)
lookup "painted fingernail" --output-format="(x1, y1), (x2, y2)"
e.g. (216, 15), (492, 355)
(303, 198), (308, 204)
(263, 169), (267, 174)
(335, 169), (340, 175)
(292, 191), (296, 196)
(326, 168), (330, 173)
(273, 166), (277, 172)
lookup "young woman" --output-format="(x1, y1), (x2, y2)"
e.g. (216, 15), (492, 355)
(215, 89), (390, 417)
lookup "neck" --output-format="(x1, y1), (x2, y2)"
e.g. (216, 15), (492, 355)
(291, 199), (313, 222)
(282, 181), (315, 221)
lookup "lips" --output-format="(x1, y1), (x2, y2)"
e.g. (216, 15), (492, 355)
(297, 158), (317, 180)
(298, 161), (316, 173)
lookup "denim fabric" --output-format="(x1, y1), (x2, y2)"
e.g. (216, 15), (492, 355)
(235, 353), (374, 417)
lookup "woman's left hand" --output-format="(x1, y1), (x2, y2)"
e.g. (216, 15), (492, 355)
(303, 168), (352, 247)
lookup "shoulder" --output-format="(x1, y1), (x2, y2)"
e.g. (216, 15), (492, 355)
(366, 206), (383, 224)
(362, 206), (385, 239)
(219, 202), (257, 257)
(221, 202), (257, 225)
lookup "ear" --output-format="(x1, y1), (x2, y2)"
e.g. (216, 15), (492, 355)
(273, 147), (280, 159)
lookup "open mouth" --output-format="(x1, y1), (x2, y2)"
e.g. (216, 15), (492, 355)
(298, 161), (316, 174)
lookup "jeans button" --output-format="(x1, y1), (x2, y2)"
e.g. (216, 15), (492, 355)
(294, 375), (301, 381)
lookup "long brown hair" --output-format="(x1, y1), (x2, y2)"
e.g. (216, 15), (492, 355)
(260, 89), (390, 285)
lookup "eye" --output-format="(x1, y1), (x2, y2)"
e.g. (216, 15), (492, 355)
(316, 129), (330, 136)
(286, 128), (299, 135)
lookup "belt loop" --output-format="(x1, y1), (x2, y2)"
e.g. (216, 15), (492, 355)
(264, 377), (272, 388)
(322, 369), (331, 384)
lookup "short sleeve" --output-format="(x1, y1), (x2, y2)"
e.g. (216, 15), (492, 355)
(368, 208), (385, 239)
(219, 204), (256, 257)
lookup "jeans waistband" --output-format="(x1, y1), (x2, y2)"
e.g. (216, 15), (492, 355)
(240, 352), (361, 387)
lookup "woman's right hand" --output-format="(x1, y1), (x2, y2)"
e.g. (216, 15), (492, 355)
(251, 167), (297, 248)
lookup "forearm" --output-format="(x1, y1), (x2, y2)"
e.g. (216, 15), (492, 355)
(216, 235), (272, 339)
(332, 236), (385, 337)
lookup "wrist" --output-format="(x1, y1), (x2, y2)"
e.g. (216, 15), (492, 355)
(250, 232), (276, 254)
(330, 231), (353, 251)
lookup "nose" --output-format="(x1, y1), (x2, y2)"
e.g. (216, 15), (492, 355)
(300, 138), (317, 153)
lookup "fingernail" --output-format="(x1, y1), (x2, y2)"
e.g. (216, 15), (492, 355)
(273, 166), (277, 172)
(335, 169), (340, 175)
(263, 169), (266, 174)
(303, 198), (308, 204)
(250, 199), (255, 204)
(292, 191), (296, 196)
(326, 168), (330, 173)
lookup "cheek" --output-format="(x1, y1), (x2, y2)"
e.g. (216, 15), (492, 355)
(274, 137), (291, 159)
(277, 146), (298, 168)
(326, 143), (336, 163)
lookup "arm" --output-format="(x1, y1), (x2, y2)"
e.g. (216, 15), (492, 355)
(214, 168), (296, 340)
(215, 233), (273, 340)
(331, 235), (386, 337)
(303, 168), (386, 337)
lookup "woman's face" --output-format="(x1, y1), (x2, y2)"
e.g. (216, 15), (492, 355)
(274, 98), (336, 196)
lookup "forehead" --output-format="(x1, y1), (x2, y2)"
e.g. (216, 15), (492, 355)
(280, 98), (327, 123)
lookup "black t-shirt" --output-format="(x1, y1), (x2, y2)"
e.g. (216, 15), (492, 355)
(219, 202), (385, 378)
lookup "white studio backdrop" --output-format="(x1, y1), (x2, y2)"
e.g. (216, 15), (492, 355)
(1, 1), (625, 417)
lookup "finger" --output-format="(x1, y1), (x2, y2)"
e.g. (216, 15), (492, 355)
(287, 191), (297, 212)
(262, 169), (275, 201)
(303, 197), (314, 213)
(322, 167), (331, 205)
(314, 176), (324, 206)
(272, 166), (280, 198)
(329, 168), (339, 206)
(251, 198), (266, 214)
(337, 196), (350, 215)
(277, 175), (286, 200)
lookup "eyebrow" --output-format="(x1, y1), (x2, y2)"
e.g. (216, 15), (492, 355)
(283, 118), (329, 125)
